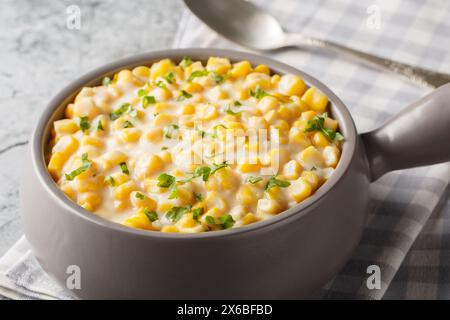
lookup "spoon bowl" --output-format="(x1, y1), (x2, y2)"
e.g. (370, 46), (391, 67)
(184, 0), (285, 50)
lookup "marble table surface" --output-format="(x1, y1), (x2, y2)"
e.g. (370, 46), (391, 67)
(0, 0), (184, 256)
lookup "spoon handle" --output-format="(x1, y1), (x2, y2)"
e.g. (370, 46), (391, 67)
(284, 33), (450, 88)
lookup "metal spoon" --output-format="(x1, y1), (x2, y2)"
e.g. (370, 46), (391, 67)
(183, 0), (450, 88)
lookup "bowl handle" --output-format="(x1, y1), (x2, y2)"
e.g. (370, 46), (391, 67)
(361, 83), (450, 181)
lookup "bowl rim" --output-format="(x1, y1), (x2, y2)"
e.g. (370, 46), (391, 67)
(31, 48), (358, 239)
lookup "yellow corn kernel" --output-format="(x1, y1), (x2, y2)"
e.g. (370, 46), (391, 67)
(201, 207), (222, 228)
(272, 120), (290, 134)
(123, 209), (159, 231)
(323, 145), (340, 168)
(302, 87), (329, 113)
(202, 104), (219, 120)
(209, 86), (228, 100)
(238, 89), (249, 100)
(81, 135), (103, 148)
(60, 183), (77, 201)
(182, 81), (204, 94)
(52, 135), (79, 156)
(102, 150), (127, 170)
(142, 154), (165, 176)
(132, 66), (150, 78)
(75, 175), (104, 192)
(242, 213), (258, 225)
(120, 128), (141, 143)
(116, 70), (135, 85)
(267, 148), (290, 168)
(153, 102), (172, 114)
(300, 110), (317, 121)
(257, 199), (284, 215)
(238, 162), (261, 173)
(144, 178), (164, 193)
(130, 191), (157, 210)
(244, 72), (272, 90)
(65, 104), (74, 118)
(264, 110), (278, 124)
(254, 64), (271, 75)
(48, 152), (66, 179)
(185, 61), (203, 76)
(161, 225), (179, 233)
(145, 127), (163, 143)
(292, 120), (307, 131)
(153, 87), (173, 101)
(75, 87), (94, 102)
(158, 201), (173, 213)
(178, 213), (199, 229)
(289, 127), (311, 148)
(179, 115), (194, 127)
(301, 170), (320, 190)
(282, 160), (302, 180)
(271, 74), (281, 85)
(112, 115), (132, 131)
(246, 116), (268, 130)
(73, 97), (100, 120)
(153, 113), (175, 127)
(181, 104), (196, 115)
(277, 105), (293, 121)
(108, 172), (129, 186)
(205, 191), (228, 212)
(288, 178), (312, 203)
(158, 151), (172, 164)
(279, 74), (306, 96)
(78, 192), (102, 211)
(206, 57), (231, 74)
(54, 119), (79, 135)
(299, 146), (325, 168)
(324, 117), (339, 131)
(257, 96), (280, 113)
(312, 131), (330, 148)
(150, 59), (174, 81)
(230, 60), (252, 78)
(227, 121), (246, 131)
(113, 180), (137, 201)
(237, 185), (256, 206)
(113, 200), (128, 212)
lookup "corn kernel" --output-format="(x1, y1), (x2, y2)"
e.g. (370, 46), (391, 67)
(145, 127), (164, 143)
(299, 146), (325, 168)
(48, 152), (66, 179)
(279, 74), (306, 96)
(301, 171), (320, 190)
(183, 82), (204, 94)
(242, 213), (258, 225)
(230, 60), (252, 78)
(153, 113), (175, 127)
(78, 192), (102, 211)
(102, 151), (127, 170)
(60, 183), (77, 201)
(282, 160), (302, 180)
(81, 135), (103, 148)
(257, 96), (280, 113)
(206, 57), (231, 74)
(181, 104), (196, 115)
(113, 180), (137, 201)
(119, 128), (141, 143)
(52, 135), (79, 156)
(323, 145), (340, 168)
(73, 97), (100, 120)
(302, 87), (329, 113)
(237, 185), (256, 206)
(257, 199), (284, 215)
(132, 66), (150, 78)
(288, 178), (312, 203)
(54, 119), (79, 135)
(150, 59), (174, 81)
(289, 127), (311, 148)
(202, 104), (219, 120)
(130, 191), (157, 210)
(312, 131), (330, 148)
(161, 225), (179, 233)
(254, 64), (271, 75)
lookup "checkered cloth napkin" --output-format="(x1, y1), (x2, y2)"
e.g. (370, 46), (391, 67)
(1, 0), (449, 300)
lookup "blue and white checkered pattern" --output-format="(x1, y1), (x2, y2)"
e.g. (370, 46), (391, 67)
(0, 0), (449, 300)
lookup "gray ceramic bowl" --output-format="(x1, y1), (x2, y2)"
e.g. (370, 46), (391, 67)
(20, 49), (450, 299)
